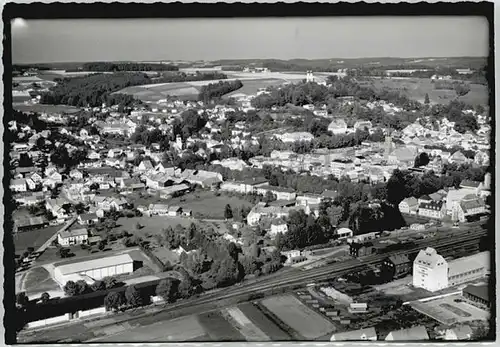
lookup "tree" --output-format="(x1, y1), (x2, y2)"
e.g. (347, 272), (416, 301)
(16, 292), (29, 308)
(75, 280), (90, 295)
(414, 152), (430, 168)
(104, 291), (125, 312)
(90, 280), (105, 292)
(57, 247), (71, 258)
(224, 204), (233, 220)
(102, 276), (118, 289)
(424, 93), (430, 105)
(156, 279), (175, 303)
(455, 83), (471, 97)
(63, 281), (78, 296)
(125, 285), (143, 307)
(40, 292), (50, 303)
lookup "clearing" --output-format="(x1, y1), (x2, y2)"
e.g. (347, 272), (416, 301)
(371, 78), (488, 106)
(260, 295), (336, 339)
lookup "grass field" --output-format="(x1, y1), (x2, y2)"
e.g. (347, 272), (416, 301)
(13, 225), (60, 254)
(371, 78), (489, 106)
(224, 78), (286, 98)
(238, 302), (291, 340)
(260, 295), (336, 339)
(95, 315), (206, 342)
(12, 103), (81, 114)
(198, 310), (245, 341)
(222, 307), (270, 341)
(167, 190), (253, 220)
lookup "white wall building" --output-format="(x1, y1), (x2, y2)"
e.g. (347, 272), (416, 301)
(58, 228), (88, 246)
(413, 247), (449, 292)
(54, 253), (134, 285)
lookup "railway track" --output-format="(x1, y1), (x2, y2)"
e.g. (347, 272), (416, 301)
(20, 227), (487, 343)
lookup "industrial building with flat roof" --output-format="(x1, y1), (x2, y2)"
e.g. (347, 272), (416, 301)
(54, 253), (135, 287)
(413, 247), (490, 292)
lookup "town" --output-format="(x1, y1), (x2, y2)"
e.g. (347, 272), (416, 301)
(8, 18), (492, 344)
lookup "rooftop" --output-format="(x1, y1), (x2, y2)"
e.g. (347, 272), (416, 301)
(385, 326), (429, 341)
(55, 253), (134, 275)
(462, 283), (489, 303)
(331, 327), (377, 341)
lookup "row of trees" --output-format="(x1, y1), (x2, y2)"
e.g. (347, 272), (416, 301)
(198, 80), (243, 103)
(155, 71), (227, 83)
(78, 62), (179, 72)
(40, 72), (150, 107)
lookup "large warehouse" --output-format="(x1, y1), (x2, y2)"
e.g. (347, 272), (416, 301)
(54, 253), (135, 286)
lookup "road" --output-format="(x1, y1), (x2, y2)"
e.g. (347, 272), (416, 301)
(18, 227), (486, 343)
(36, 216), (77, 254)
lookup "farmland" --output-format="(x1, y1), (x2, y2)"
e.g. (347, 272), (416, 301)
(260, 295), (336, 339)
(197, 311), (245, 341)
(12, 103), (81, 114)
(371, 77), (489, 106)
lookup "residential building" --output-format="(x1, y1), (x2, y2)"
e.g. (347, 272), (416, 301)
(336, 227), (353, 240)
(445, 325), (473, 341)
(78, 213), (99, 225)
(413, 247), (448, 292)
(10, 179), (27, 192)
(454, 196), (487, 222)
(330, 327), (377, 341)
(398, 197), (419, 214)
(448, 151), (468, 164)
(277, 132), (314, 143)
(353, 120), (373, 131)
(69, 169), (84, 180)
(385, 326), (429, 341)
(256, 185), (296, 201)
(328, 119), (348, 135)
(148, 204), (170, 216)
(168, 206), (182, 216)
(382, 254), (411, 279)
(418, 200), (446, 219)
(219, 178), (268, 195)
(296, 193), (322, 206)
(446, 188), (475, 215)
(269, 219), (288, 236)
(460, 180), (483, 195)
(15, 216), (49, 232)
(462, 284), (490, 310)
(58, 228), (89, 246)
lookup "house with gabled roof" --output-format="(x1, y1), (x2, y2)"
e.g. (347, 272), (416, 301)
(385, 326), (429, 341)
(330, 327), (377, 341)
(445, 325), (473, 341)
(399, 197), (419, 214)
(418, 200), (446, 219)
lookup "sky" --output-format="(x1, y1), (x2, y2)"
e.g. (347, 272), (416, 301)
(11, 17), (489, 64)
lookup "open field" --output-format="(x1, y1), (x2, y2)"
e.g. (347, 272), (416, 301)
(115, 73), (307, 102)
(95, 315), (206, 342)
(12, 103), (81, 114)
(198, 310), (245, 341)
(371, 78), (489, 106)
(238, 302), (292, 340)
(23, 266), (61, 297)
(222, 307), (270, 341)
(410, 294), (490, 325)
(13, 225), (60, 254)
(260, 295), (336, 339)
(224, 78), (286, 98)
(167, 190), (253, 219)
